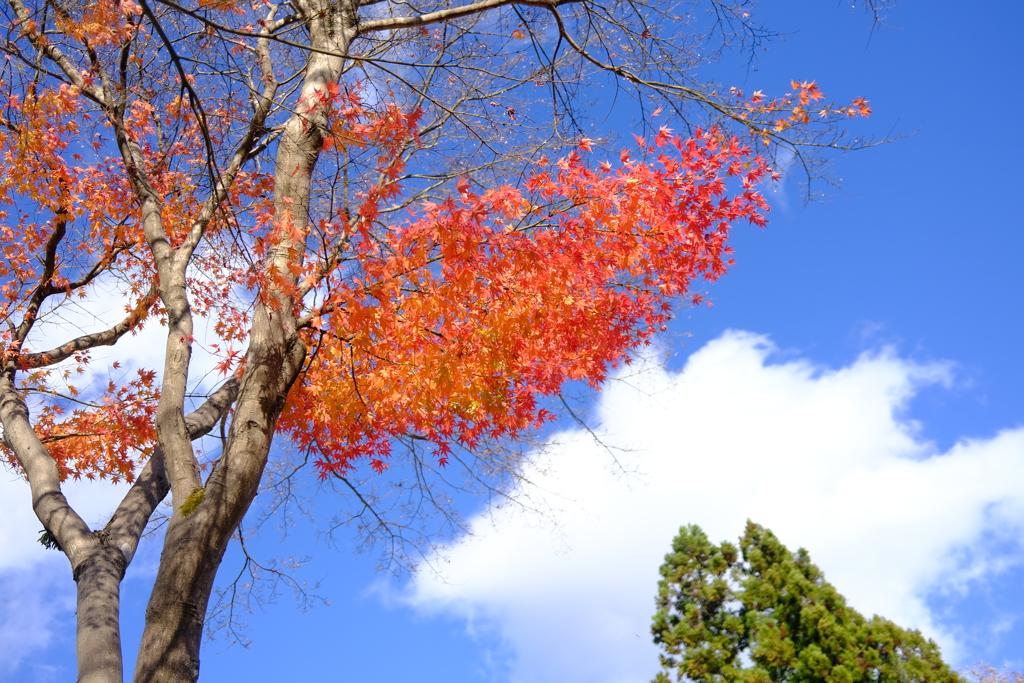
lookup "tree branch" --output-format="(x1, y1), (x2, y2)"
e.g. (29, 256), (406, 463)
(0, 375), (95, 566)
(104, 375), (241, 565)
(356, 0), (580, 34)
(177, 2), (282, 256)
(15, 285), (158, 370)
(5, 0), (108, 105)
(10, 214), (67, 348)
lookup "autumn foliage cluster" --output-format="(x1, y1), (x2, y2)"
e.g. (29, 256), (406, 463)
(284, 120), (772, 475)
(1, 78), (772, 481)
(0, 0), (882, 492)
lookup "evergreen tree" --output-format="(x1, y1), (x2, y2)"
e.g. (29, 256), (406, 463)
(652, 522), (962, 683)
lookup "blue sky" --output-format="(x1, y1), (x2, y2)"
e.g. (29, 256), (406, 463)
(2, 1), (1023, 681)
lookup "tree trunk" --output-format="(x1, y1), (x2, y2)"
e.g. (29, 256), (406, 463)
(132, 516), (223, 683)
(76, 545), (128, 683)
(1, 375), (127, 682)
(131, 336), (309, 682)
(130, 1), (354, 679)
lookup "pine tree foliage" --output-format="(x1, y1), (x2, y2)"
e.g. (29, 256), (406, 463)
(652, 522), (963, 683)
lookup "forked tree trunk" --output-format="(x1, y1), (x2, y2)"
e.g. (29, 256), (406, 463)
(130, 337), (310, 683)
(131, 2), (354, 680)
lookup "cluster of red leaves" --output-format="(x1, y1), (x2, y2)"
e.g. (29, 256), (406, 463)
(0, 73), (771, 483)
(731, 80), (872, 143)
(19, 366), (159, 483)
(51, 0), (142, 48)
(0, 76), (265, 481)
(277, 105), (771, 475)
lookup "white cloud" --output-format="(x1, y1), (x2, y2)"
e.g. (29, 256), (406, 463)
(407, 330), (1024, 682)
(27, 274), (227, 395)
(0, 562), (76, 681)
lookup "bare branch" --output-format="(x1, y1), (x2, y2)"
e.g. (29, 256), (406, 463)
(5, 0), (107, 104)
(356, 0), (580, 34)
(104, 375), (241, 565)
(15, 285), (158, 370)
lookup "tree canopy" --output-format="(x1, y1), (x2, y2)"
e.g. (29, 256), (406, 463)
(652, 522), (963, 683)
(0, 0), (886, 679)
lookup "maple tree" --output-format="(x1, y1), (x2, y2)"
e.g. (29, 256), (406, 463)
(0, 0), (887, 680)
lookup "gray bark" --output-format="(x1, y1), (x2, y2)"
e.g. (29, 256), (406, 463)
(75, 545), (128, 683)
(130, 2), (355, 680)
(1, 372), (238, 683)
